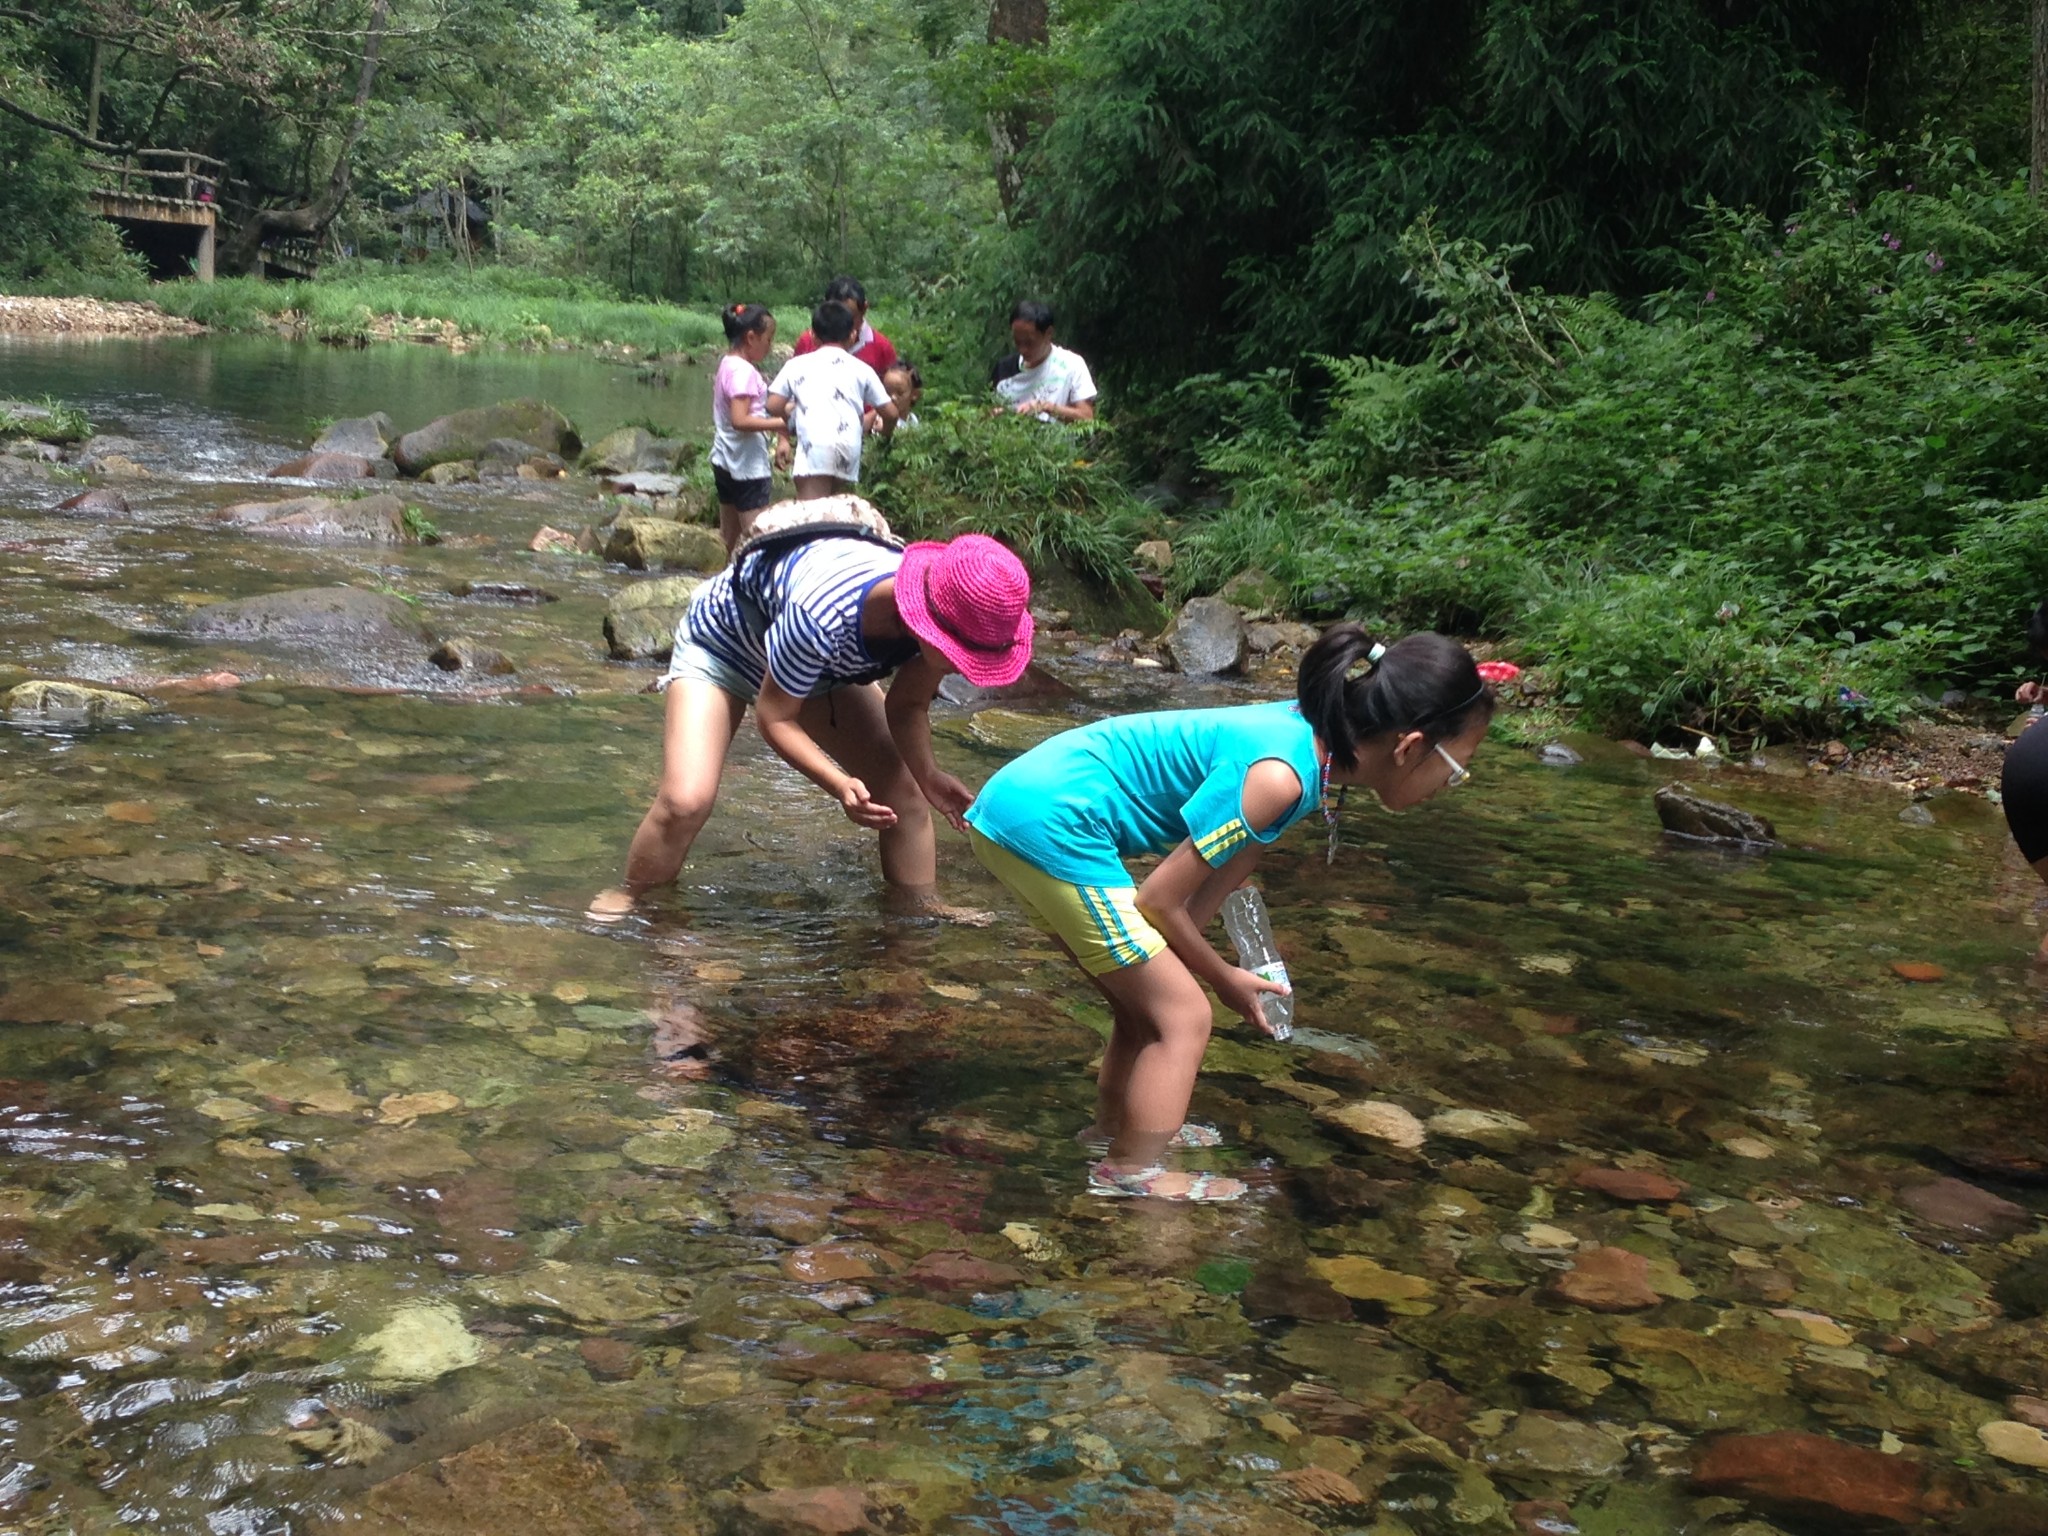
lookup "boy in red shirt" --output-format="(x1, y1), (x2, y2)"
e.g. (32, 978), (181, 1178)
(791, 275), (897, 376)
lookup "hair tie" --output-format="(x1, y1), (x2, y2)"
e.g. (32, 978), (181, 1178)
(1345, 641), (1386, 684)
(1369, 642), (1387, 663)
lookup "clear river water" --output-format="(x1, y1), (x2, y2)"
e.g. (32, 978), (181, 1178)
(4, 331), (2048, 1536)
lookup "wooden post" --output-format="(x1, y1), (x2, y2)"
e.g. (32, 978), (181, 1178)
(86, 35), (104, 142)
(195, 209), (215, 282)
(2034, 0), (2048, 199)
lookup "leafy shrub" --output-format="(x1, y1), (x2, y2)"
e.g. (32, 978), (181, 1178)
(862, 403), (1150, 586)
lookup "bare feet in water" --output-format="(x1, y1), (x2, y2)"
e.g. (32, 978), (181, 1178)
(651, 1001), (711, 1079)
(882, 888), (996, 926)
(586, 887), (635, 925)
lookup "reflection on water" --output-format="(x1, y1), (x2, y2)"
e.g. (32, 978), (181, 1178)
(2, 338), (2048, 1533)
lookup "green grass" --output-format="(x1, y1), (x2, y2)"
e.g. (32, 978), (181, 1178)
(0, 396), (92, 444)
(29, 263), (763, 355)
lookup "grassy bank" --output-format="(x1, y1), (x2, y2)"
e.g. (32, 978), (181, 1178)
(30, 265), (800, 355)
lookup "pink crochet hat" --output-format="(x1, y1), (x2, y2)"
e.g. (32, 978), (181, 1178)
(895, 534), (1035, 688)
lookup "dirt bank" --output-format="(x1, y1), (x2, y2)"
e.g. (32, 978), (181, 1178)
(0, 295), (204, 336)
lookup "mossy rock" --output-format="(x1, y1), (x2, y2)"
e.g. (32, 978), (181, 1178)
(6, 680), (150, 719)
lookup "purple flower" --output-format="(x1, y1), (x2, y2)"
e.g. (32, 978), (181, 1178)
(1784, 221), (1801, 235)
(1882, 233), (1902, 251)
(1704, 289), (1717, 303)
(1925, 250), (1945, 272)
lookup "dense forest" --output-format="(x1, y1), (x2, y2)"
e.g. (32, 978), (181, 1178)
(6, 0), (2048, 738)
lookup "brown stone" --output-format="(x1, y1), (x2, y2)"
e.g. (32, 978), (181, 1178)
(735, 1485), (879, 1535)
(1900, 1176), (2030, 1240)
(1266, 1466), (1367, 1507)
(320, 1418), (650, 1536)
(765, 1349), (941, 1392)
(1891, 960), (1947, 982)
(731, 1190), (836, 1244)
(1272, 1381), (1382, 1441)
(1689, 1430), (1957, 1528)
(1573, 1165), (1688, 1203)
(782, 1242), (897, 1284)
(578, 1337), (639, 1381)
(897, 1249), (1025, 1295)
(1241, 1264), (1354, 1323)
(268, 451), (377, 480)
(1513, 1501), (1575, 1536)
(1546, 1245), (1660, 1312)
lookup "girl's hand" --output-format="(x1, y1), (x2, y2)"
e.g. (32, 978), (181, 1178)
(839, 778), (898, 829)
(2020, 681), (2046, 706)
(1217, 965), (1289, 1033)
(772, 436), (793, 472)
(919, 772), (974, 833)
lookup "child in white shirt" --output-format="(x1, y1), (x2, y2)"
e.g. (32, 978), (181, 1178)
(768, 300), (896, 497)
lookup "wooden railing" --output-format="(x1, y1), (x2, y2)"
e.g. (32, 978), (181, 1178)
(83, 148), (228, 206)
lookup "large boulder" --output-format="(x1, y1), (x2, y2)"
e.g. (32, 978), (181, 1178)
(1654, 783), (1779, 847)
(1164, 596), (1249, 676)
(392, 400), (580, 476)
(177, 586), (435, 646)
(580, 426), (694, 477)
(311, 411), (395, 458)
(605, 517), (727, 573)
(215, 493), (409, 544)
(604, 575), (702, 662)
(6, 680), (150, 720)
(266, 451), (386, 482)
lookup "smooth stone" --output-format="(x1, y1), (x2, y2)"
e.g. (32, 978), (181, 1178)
(605, 517), (727, 573)
(1163, 595), (1249, 675)
(1890, 960), (1946, 982)
(176, 586), (434, 646)
(477, 437), (567, 478)
(1315, 1099), (1426, 1151)
(78, 850), (209, 887)
(1899, 1176), (2030, 1240)
(392, 399), (580, 475)
(1573, 1165), (1687, 1202)
(603, 575), (703, 662)
(1689, 1430), (1956, 1528)
(1654, 783), (1779, 846)
(1538, 742), (1585, 766)
(735, 1485), (882, 1535)
(450, 580), (558, 605)
(581, 426), (693, 476)
(216, 492), (407, 543)
(783, 1242), (893, 1284)
(54, 488), (131, 517)
(1482, 1412), (1628, 1479)
(897, 1249), (1025, 1294)
(1546, 1246), (1660, 1312)
(604, 471), (685, 496)
(6, 680), (149, 719)
(357, 1300), (485, 1382)
(1981, 1421), (2048, 1469)
(1307, 1254), (1432, 1304)
(423, 459), (477, 484)
(1131, 538), (1174, 573)
(468, 1261), (676, 1324)
(310, 411), (395, 458)
(1427, 1107), (1532, 1144)
(578, 1336), (640, 1381)
(430, 638), (517, 675)
(1246, 619), (1320, 655)
(266, 451), (381, 481)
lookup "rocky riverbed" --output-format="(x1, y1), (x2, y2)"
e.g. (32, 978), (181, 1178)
(7, 343), (2048, 1535)
(0, 293), (205, 335)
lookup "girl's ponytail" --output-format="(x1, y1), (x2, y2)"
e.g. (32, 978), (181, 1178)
(1298, 623), (1492, 770)
(722, 302), (773, 345)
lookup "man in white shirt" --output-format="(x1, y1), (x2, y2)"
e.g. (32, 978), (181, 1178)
(991, 299), (1097, 424)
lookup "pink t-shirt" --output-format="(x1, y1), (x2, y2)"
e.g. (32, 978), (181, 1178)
(712, 354), (771, 479)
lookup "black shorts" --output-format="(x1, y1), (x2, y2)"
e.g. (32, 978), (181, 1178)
(712, 465), (773, 513)
(2004, 717), (2048, 862)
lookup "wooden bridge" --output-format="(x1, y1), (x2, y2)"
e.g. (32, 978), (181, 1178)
(85, 149), (322, 282)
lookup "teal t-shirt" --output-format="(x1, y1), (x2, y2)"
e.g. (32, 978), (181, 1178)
(965, 700), (1323, 888)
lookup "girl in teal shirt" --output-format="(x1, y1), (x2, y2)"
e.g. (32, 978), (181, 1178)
(965, 624), (1493, 1201)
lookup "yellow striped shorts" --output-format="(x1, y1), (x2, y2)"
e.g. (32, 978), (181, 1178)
(968, 828), (1167, 976)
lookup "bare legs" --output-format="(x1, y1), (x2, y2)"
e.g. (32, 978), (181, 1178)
(588, 680), (746, 921)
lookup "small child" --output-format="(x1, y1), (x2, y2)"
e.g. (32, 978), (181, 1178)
(768, 300), (896, 498)
(711, 302), (783, 550)
(881, 362), (923, 432)
(964, 624), (1493, 1201)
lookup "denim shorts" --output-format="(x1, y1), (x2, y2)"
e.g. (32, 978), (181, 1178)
(661, 637), (760, 701)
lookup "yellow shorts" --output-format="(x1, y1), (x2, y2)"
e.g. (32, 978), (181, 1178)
(969, 828), (1167, 976)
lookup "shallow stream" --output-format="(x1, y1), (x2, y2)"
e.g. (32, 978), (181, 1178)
(5, 333), (2048, 1535)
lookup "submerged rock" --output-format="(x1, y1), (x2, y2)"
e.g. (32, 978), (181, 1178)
(1573, 1165), (1688, 1203)
(1163, 596), (1249, 675)
(450, 580), (558, 605)
(1546, 1246), (1660, 1312)
(605, 516), (726, 573)
(423, 459), (477, 484)
(1689, 1431), (1957, 1528)
(315, 1418), (652, 1536)
(603, 575), (702, 662)
(1482, 1412), (1629, 1479)
(177, 586), (435, 646)
(5, 680), (149, 719)
(216, 493), (409, 543)
(1316, 1099), (1427, 1152)
(1655, 783), (1779, 846)
(392, 399), (580, 476)
(54, 488), (131, 517)
(357, 1300), (485, 1383)
(430, 638), (516, 676)
(1899, 1176), (2030, 1240)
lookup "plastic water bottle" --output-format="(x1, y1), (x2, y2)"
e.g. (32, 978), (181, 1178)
(1221, 886), (1293, 1040)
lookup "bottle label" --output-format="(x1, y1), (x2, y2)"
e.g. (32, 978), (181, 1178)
(1253, 962), (1289, 989)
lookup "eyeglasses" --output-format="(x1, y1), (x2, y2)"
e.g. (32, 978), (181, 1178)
(1434, 743), (1471, 788)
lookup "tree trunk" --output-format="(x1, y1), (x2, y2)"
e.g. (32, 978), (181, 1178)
(2034, 0), (2048, 199)
(223, 0), (389, 275)
(85, 34), (104, 141)
(986, 0), (1048, 215)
